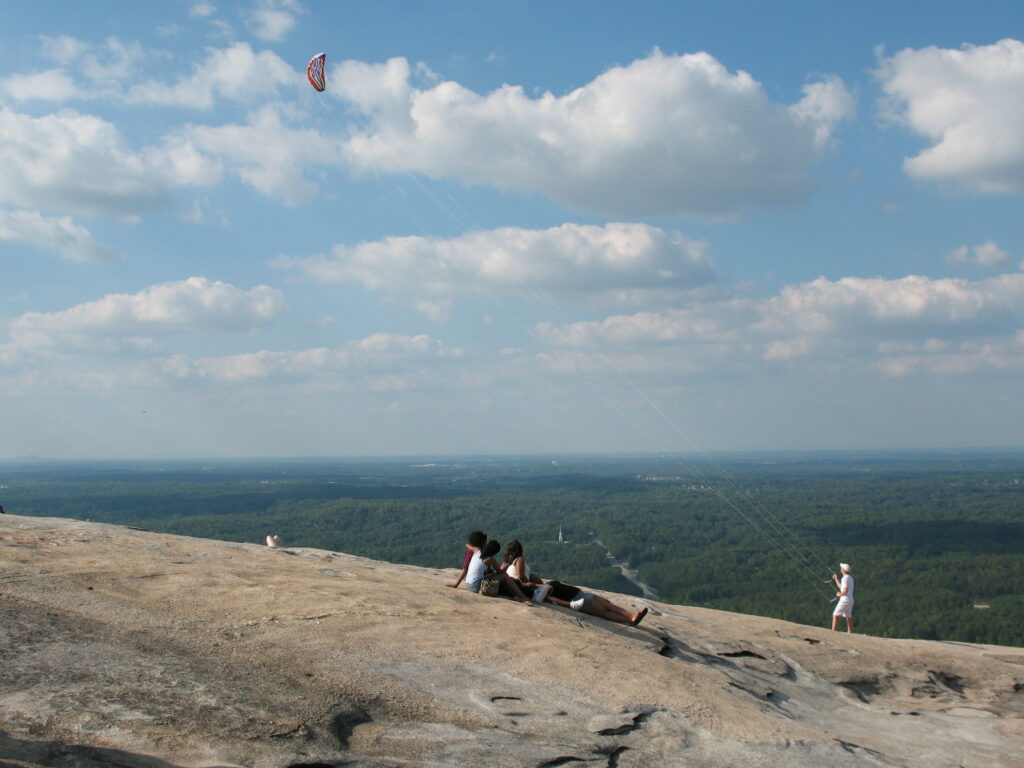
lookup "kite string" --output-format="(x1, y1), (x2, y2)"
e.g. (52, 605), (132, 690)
(314, 81), (836, 601)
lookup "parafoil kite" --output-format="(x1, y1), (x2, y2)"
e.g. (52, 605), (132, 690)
(307, 52), (326, 92)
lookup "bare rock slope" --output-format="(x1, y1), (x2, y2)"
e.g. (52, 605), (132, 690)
(1, 514), (1022, 768)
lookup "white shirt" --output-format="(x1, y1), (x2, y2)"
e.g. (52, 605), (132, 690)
(507, 558), (529, 582)
(466, 551), (487, 584)
(839, 573), (854, 602)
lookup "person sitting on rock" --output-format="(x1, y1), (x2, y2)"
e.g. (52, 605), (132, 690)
(447, 530), (487, 589)
(477, 539), (534, 605)
(458, 538), (533, 604)
(542, 579), (648, 626)
(498, 539), (550, 602)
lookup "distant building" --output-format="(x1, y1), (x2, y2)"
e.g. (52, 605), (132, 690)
(558, 527), (564, 544)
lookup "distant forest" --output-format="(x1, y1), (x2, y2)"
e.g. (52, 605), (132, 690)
(2, 452), (1022, 647)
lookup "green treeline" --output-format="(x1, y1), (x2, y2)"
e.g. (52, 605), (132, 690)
(1, 455), (1021, 647)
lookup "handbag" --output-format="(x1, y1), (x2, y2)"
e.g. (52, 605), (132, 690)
(479, 576), (501, 597)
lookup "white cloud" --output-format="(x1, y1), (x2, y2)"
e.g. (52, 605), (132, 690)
(190, 2), (216, 17)
(126, 43), (297, 108)
(153, 332), (458, 382)
(945, 240), (1011, 268)
(0, 69), (80, 102)
(22, 36), (145, 101)
(535, 272), (1024, 377)
(80, 37), (146, 86)
(273, 222), (719, 311)
(7, 40), (295, 109)
(183, 104), (344, 202)
(335, 50), (852, 218)
(4, 277), (286, 356)
(0, 106), (220, 216)
(0, 208), (114, 261)
(40, 35), (90, 65)
(878, 39), (1024, 193)
(248, 0), (304, 41)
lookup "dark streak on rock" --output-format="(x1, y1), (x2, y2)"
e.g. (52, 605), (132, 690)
(718, 650), (767, 660)
(838, 677), (881, 702)
(603, 745), (628, 768)
(538, 756), (591, 767)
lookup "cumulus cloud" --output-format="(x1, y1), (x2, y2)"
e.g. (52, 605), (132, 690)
(535, 272), (1024, 376)
(0, 69), (80, 102)
(944, 240), (1011, 268)
(183, 104), (344, 202)
(40, 35), (90, 65)
(0, 208), (115, 261)
(248, 0), (304, 41)
(153, 332), (458, 382)
(9, 36), (147, 101)
(0, 106), (220, 216)
(6, 39), (296, 109)
(3, 277), (286, 356)
(335, 50), (853, 218)
(878, 39), (1024, 193)
(273, 222), (719, 312)
(126, 43), (297, 108)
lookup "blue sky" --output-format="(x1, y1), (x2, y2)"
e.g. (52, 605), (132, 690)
(1, 1), (1023, 459)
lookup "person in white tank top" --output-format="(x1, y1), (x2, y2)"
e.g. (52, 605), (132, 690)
(500, 540), (533, 585)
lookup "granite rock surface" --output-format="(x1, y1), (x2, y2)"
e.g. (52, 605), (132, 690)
(1, 514), (1022, 768)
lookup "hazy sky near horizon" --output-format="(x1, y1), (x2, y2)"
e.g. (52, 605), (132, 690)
(2, 1), (1024, 459)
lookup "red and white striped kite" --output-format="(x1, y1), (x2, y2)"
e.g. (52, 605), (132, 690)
(307, 52), (326, 92)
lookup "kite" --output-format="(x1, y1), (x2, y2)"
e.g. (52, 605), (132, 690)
(307, 52), (326, 92)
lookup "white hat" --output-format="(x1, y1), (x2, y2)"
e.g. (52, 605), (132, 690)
(839, 562), (851, 572)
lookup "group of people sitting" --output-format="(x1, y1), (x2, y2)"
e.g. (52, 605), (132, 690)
(446, 530), (648, 627)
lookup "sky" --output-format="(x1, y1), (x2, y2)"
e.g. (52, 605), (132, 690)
(1, 1), (1023, 459)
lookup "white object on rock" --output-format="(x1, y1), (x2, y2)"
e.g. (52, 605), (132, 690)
(266, 534), (283, 548)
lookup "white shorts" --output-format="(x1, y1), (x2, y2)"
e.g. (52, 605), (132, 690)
(833, 600), (853, 617)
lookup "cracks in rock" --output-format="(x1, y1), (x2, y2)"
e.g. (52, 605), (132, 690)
(535, 744), (631, 768)
(537, 756), (594, 767)
(911, 671), (967, 701)
(328, 707), (372, 749)
(727, 680), (783, 706)
(834, 738), (892, 762)
(590, 711), (652, 736)
(602, 745), (629, 768)
(838, 677), (883, 703)
(928, 670), (965, 694)
(718, 649), (767, 660)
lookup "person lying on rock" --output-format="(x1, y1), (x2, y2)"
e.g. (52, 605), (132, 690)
(542, 579), (648, 626)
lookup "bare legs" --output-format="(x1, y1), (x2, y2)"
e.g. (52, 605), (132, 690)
(497, 572), (533, 604)
(547, 594), (647, 625)
(589, 596), (646, 625)
(831, 614), (853, 633)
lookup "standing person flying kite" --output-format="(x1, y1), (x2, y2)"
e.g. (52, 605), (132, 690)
(831, 563), (854, 633)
